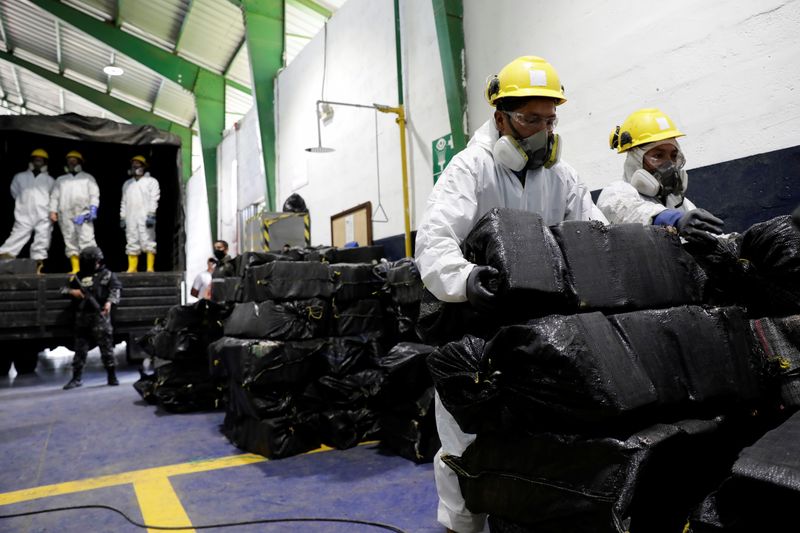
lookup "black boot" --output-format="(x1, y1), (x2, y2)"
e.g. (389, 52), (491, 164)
(107, 367), (119, 386)
(63, 371), (82, 390)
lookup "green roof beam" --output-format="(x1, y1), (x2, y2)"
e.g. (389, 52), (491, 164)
(432, 0), (467, 152)
(194, 70), (225, 238)
(114, 0), (123, 28)
(225, 78), (251, 95)
(240, 0), (283, 211)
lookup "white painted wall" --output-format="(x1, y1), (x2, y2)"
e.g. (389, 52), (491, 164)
(463, 0), (800, 190)
(184, 169), (213, 303)
(276, 0), (449, 245)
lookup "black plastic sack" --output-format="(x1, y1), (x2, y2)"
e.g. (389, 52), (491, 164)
(209, 336), (324, 387)
(226, 382), (296, 420)
(325, 245), (385, 264)
(383, 258), (424, 305)
(320, 335), (381, 376)
(243, 261), (333, 301)
(379, 386), (440, 463)
(551, 221), (705, 312)
(151, 361), (218, 413)
(319, 408), (380, 450)
(448, 418), (733, 533)
(210, 277), (242, 303)
(330, 263), (384, 302)
(750, 315), (800, 407)
(426, 335), (502, 434)
(463, 208), (576, 315)
(223, 299), (329, 340)
(304, 369), (385, 408)
(332, 300), (384, 336)
(0, 258), (37, 274)
(741, 215), (800, 281)
(374, 342), (435, 412)
(164, 299), (230, 332)
(132, 373), (158, 404)
(233, 251), (290, 278)
(222, 410), (322, 459)
(302, 245), (336, 263)
(152, 328), (207, 362)
(416, 289), (495, 346)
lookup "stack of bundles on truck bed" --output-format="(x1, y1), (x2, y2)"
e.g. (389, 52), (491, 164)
(685, 214), (800, 316)
(418, 208), (707, 345)
(373, 342), (439, 463)
(688, 410), (800, 533)
(133, 300), (231, 412)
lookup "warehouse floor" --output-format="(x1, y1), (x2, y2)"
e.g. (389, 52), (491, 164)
(0, 350), (439, 533)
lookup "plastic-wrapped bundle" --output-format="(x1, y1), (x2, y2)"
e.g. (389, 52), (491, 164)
(330, 263), (384, 302)
(209, 336), (324, 388)
(750, 315), (800, 407)
(325, 245), (385, 264)
(331, 300), (384, 336)
(164, 299), (231, 332)
(223, 299), (329, 340)
(303, 369), (385, 409)
(233, 251), (289, 278)
(222, 409), (321, 459)
(416, 289), (494, 346)
(383, 258), (424, 305)
(319, 408), (380, 450)
(374, 342), (435, 414)
(448, 418), (735, 533)
(152, 328), (205, 362)
(741, 215), (800, 281)
(133, 373), (157, 404)
(462, 208), (576, 315)
(551, 221), (705, 311)
(210, 277), (242, 303)
(379, 386), (440, 464)
(243, 261), (333, 301)
(226, 383), (296, 420)
(150, 361), (219, 413)
(0, 258), (37, 274)
(688, 411), (800, 533)
(319, 335), (381, 377)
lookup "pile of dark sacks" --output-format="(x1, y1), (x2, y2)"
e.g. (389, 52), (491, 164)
(134, 299), (231, 412)
(206, 246), (437, 461)
(426, 207), (800, 533)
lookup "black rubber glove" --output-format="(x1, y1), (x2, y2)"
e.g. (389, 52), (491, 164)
(676, 208), (724, 243)
(792, 205), (800, 226)
(466, 265), (500, 313)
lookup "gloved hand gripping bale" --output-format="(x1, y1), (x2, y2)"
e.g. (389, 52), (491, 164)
(62, 246), (122, 389)
(466, 265), (500, 313)
(675, 208), (724, 243)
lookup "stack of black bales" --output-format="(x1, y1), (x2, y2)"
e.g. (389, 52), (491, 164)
(134, 300), (230, 412)
(375, 258), (425, 342)
(426, 208), (773, 532)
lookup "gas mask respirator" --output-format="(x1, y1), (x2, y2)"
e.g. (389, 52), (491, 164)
(493, 128), (561, 172)
(128, 167), (145, 177)
(630, 162), (687, 203)
(65, 164), (82, 175)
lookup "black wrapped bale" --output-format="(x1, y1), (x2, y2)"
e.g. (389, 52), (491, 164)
(233, 251), (290, 278)
(210, 277), (242, 303)
(320, 335), (381, 377)
(750, 315), (800, 407)
(223, 299), (329, 340)
(379, 386), (440, 463)
(163, 299), (230, 332)
(551, 221), (705, 312)
(463, 208), (576, 315)
(243, 261), (333, 301)
(133, 373), (158, 404)
(332, 300), (384, 336)
(449, 418), (738, 533)
(222, 409), (322, 459)
(0, 258), (37, 274)
(151, 361), (219, 413)
(319, 408), (380, 450)
(303, 369), (385, 409)
(688, 411), (800, 533)
(152, 328), (206, 362)
(384, 258), (424, 305)
(326, 245), (385, 264)
(374, 342), (435, 414)
(416, 289), (493, 346)
(330, 263), (384, 302)
(741, 215), (800, 281)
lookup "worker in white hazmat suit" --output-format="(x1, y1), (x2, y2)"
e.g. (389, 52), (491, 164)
(0, 149), (55, 273)
(414, 56), (607, 533)
(120, 155), (160, 272)
(597, 108), (724, 243)
(49, 151), (100, 273)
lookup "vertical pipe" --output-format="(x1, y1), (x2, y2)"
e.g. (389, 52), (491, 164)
(393, 0), (412, 257)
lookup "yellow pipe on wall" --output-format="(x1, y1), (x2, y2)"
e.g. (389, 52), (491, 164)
(376, 104), (412, 258)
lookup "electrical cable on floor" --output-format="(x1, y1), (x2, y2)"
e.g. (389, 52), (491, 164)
(0, 504), (408, 532)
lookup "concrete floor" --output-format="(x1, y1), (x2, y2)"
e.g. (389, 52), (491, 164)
(0, 349), (439, 532)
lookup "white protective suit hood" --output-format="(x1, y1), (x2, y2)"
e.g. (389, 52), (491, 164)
(623, 138), (688, 209)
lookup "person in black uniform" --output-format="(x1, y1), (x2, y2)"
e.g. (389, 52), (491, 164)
(62, 246), (122, 390)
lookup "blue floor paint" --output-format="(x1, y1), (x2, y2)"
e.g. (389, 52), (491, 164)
(0, 362), (440, 532)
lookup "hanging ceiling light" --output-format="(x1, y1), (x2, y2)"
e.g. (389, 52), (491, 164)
(305, 101), (335, 153)
(103, 65), (124, 76)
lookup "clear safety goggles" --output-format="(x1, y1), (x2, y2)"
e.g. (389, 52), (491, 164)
(643, 146), (686, 170)
(506, 111), (558, 131)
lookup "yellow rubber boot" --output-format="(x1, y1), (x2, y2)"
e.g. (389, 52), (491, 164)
(69, 255), (79, 274)
(146, 252), (156, 273)
(127, 255), (139, 273)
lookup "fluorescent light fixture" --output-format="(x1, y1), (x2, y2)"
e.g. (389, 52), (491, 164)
(103, 65), (124, 76)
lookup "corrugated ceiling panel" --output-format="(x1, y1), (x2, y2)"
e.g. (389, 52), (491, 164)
(225, 42), (251, 87)
(2, 0), (59, 64)
(153, 80), (195, 127)
(122, 0), (190, 48)
(111, 54), (162, 105)
(60, 25), (109, 85)
(0, 62), (22, 104)
(286, 2), (325, 38)
(285, 36), (309, 66)
(17, 69), (60, 113)
(178, 0), (243, 73)
(64, 91), (126, 122)
(62, 0), (115, 21)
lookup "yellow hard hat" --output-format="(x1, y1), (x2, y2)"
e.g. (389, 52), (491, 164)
(609, 108), (685, 153)
(486, 56), (567, 107)
(65, 150), (84, 162)
(30, 148), (49, 159)
(130, 155), (148, 166)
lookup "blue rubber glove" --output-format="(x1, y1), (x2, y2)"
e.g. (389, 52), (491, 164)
(120, 219), (126, 230)
(146, 215), (156, 228)
(88, 205), (98, 221)
(72, 213), (86, 225)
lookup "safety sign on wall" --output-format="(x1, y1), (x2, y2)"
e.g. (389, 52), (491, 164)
(432, 133), (455, 184)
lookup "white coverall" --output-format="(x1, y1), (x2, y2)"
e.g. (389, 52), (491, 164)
(415, 118), (607, 533)
(49, 171), (100, 258)
(597, 141), (695, 225)
(0, 168), (55, 260)
(120, 173), (160, 255)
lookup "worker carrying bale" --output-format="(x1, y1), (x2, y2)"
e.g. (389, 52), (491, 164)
(120, 155), (160, 272)
(49, 150), (100, 273)
(598, 108), (725, 244)
(0, 148), (55, 273)
(414, 55), (607, 533)
(61, 246), (122, 390)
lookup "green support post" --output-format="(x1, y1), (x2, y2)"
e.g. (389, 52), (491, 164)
(194, 71), (225, 237)
(0, 49), (193, 182)
(432, 0), (467, 151)
(169, 123), (193, 182)
(241, 0), (283, 211)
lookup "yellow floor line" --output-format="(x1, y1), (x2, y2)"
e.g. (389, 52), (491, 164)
(133, 477), (196, 533)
